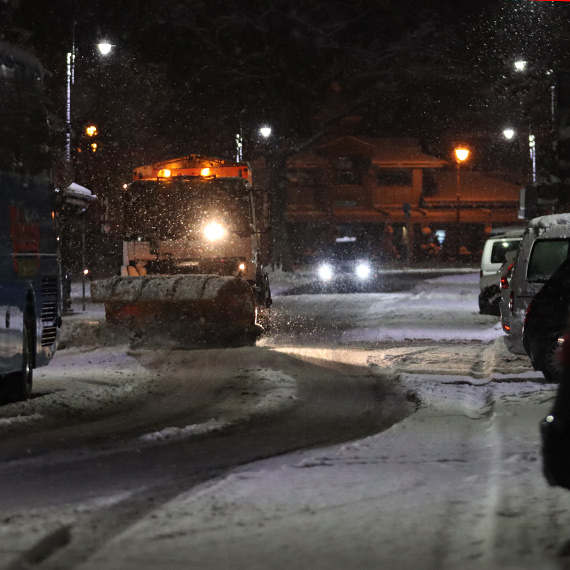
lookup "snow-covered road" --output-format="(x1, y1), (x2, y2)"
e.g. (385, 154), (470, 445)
(0, 270), (568, 570)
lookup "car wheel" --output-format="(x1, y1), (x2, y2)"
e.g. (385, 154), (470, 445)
(0, 321), (33, 403)
(479, 286), (501, 316)
(541, 336), (565, 383)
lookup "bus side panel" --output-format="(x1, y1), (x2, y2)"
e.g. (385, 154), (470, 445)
(0, 45), (61, 377)
(0, 172), (60, 373)
(0, 258), (25, 375)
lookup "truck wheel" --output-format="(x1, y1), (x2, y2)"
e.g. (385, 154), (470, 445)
(0, 321), (33, 403)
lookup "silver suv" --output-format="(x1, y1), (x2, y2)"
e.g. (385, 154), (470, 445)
(503, 214), (570, 355)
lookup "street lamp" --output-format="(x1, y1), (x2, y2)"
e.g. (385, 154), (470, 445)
(259, 125), (272, 138)
(65, 38), (114, 162)
(97, 42), (113, 56)
(511, 58), (543, 184)
(454, 147), (470, 222)
(455, 148), (469, 162)
(503, 128), (515, 140)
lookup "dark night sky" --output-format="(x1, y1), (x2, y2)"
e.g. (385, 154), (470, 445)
(2, 0), (570, 177)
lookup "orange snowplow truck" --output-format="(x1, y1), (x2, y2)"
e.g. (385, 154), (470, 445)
(91, 156), (271, 344)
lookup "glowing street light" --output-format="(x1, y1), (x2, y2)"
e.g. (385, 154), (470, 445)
(259, 125), (272, 138)
(514, 60), (527, 72)
(97, 42), (113, 56)
(503, 128), (515, 140)
(454, 148), (470, 162)
(454, 147), (470, 222)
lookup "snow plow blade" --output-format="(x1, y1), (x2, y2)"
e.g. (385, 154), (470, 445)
(91, 275), (260, 345)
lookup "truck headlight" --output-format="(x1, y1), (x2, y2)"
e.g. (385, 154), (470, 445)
(355, 262), (371, 280)
(203, 222), (226, 241)
(318, 263), (333, 281)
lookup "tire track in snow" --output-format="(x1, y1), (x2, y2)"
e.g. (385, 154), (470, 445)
(137, 369), (298, 444)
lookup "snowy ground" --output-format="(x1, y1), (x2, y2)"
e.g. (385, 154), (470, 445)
(1, 268), (569, 570)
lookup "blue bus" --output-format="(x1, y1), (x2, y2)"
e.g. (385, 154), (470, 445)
(0, 43), (61, 403)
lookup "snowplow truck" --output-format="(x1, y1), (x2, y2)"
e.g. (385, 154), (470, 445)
(91, 156), (272, 344)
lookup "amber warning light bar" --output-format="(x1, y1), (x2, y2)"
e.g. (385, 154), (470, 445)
(133, 161), (250, 183)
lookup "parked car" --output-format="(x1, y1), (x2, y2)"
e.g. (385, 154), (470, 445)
(504, 214), (570, 355)
(478, 228), (525, 315)
(540, 325), (570, 488)
(523, 257), (570, 382)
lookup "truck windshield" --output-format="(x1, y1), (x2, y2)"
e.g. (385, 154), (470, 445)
(125, 178), (252, 240)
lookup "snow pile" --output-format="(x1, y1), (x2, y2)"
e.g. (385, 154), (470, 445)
(140, 419), (225, 442)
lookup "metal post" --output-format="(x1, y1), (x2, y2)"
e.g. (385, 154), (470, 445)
(65, 52), (72, 162)
(81, 220), (86, 311)
(456, 163), (461, 222)
(65, 25), (76, 163)
(529, 133), (536, 184)
(236, 133), (243, 162)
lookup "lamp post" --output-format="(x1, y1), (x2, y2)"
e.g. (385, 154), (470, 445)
(65, 36), (114, 162)
(454, 147), (470, 222)
(64, 35), (113, 311)
(511, 58), (552, 185)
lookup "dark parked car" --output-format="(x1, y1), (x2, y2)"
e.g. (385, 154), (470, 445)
(523, 257), (570, 382)
(541, 325), (570, 489)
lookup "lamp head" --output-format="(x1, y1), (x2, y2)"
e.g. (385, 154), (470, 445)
(454, 148), (469, 162)
(97, 42), (113, 55)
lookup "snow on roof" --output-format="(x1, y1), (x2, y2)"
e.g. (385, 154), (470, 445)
(426, 170), (520, 204)
(529, 213), (570, 230)
(316, 136), (447, 168)
(64, 182), (97, 201)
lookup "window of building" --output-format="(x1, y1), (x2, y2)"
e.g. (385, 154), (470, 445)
(337, 169), (358, 184)
(286, 170), (317, 185)
(376, 168), (413, 186)
(333, 156), (361, 185)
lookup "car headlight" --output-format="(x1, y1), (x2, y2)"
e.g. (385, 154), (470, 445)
(318, 263), (333, 281)
(355, 262), (371, 280)
(203, 222), (226, 241)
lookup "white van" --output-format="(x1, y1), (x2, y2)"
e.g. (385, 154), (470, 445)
(478, 228), (525, 315)
(504, 214), (570, 354)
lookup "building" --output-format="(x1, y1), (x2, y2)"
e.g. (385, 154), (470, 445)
(278, 135), (521, 264)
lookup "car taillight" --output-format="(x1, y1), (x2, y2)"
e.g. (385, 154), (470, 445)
(560, 334), (570, 371)
(500, 263), (514, 290)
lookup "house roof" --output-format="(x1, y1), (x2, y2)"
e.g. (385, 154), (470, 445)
(425, 170), (520, 205)
(315, 136), (448, 168)
(287, 148), (330, 168)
